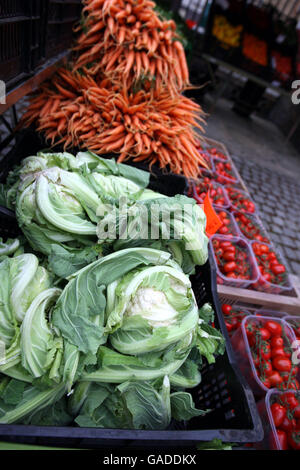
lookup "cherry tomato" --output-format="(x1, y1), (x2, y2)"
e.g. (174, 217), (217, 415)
(268, 371), (284, 387)
(270, 402), (286, 427)
(272, 356), (292, 372)
(258, 328), (271, 341)
(223, 251), (235, 261)
(272, 264), (286, 275)
(223, 261), (237, 273)
(271, 347), (288, 358)
(279, 415), (297, 432)
(259, 343), (271, 360)
(270, 336), (284, 348)
(265, 321), (282, 336)
(281, 392), (299, 410)
(222, 304), (232, 315)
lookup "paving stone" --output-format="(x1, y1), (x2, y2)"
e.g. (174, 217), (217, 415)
(280, 235), (296, 248)
(271, 224), (284, 235)
(272, 216), (285, 227)
(290, 261), (300, 275)
(282, 246), (297, 261)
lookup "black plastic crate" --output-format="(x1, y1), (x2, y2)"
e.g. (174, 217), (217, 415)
(0, 0), (82, 91)
(0, 0), (46, 89)
(0, 130), (263, 447)
(202, 0), (244, 67)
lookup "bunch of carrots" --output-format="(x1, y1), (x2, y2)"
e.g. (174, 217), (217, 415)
(73, 0), (190, 93)
(21, 0), (208, 177)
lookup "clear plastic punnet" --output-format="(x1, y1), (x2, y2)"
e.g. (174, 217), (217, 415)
(209, 235), (260, 289)
(250, 240), (293, 295)
(254, 389), (300, 450)
(231, 315), (300, 400)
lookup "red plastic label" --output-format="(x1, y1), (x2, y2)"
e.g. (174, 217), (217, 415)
(203, 192), (222, 237)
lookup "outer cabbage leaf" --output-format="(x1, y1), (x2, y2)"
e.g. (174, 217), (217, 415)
(170, 391), (209, 421)
(20, 288), (62, 378)
(52, 248), (171, 354)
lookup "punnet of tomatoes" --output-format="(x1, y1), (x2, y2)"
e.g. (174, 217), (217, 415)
(246, 317), (300, 392)
(221, 303), (252, 336)
(193, 180), (230, 208)
(210, 236), (260, 288)
(231, 315), (300, 400)
(233, 211), (270, 243)
(215, 208), (239, 237)
(251, 241), (292, 294)
(225, 186), (256, 214)
(267, 390), (300, 450)
(214, 159), (239, 185)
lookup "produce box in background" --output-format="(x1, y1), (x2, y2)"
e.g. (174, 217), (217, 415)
(203, 0), (244, 66)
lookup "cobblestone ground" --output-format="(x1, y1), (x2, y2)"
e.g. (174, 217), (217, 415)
(232, 156), (300, 276)
(203, 97), (300, 277)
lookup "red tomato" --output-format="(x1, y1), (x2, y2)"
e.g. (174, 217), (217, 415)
(281, 392), (299, 410)
(261, 377), (271, 388)
(222, 304), (232, 315)
(265, 321), (282, 336)
(259, 328), (271, 341)
(272, 356), (292, 372)
(223, 251), (235, 261)
(271, 346), (287, 358)
(262, 360), (273, 377)
(270, 336), (284, 348)
(270, 402), (286, 427)
(223, 261), (237, 273)
(279, 415), (297, 432)
(272, 264), (286, 275)
(259, 343), (271, 360)
(268, 371), (284, 387)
